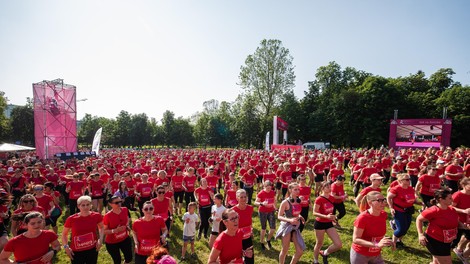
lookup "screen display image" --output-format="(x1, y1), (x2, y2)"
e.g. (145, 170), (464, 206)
(395, 125), (442, 148)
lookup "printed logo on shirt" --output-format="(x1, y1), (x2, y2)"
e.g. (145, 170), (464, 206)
(240, 226), (253, 240)
(74, 232), (95, 250)
(139, 239), (157, 254)
(369, 237), (382, 253)
(443, 228), (457, 243)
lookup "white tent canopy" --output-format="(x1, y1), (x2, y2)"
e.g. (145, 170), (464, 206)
(0, 143), (36, 152)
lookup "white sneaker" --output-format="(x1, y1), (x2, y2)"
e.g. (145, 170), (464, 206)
(454, 248), (468, 264)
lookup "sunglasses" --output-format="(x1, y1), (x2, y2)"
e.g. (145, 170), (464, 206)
(23, 200), (34, 204)
(401, 178), (411, 181)
(372, 198), (387, 203)
(143, 207), (154, 211)
(112, 201), (122, 205)
(158, 191), (165, 195)
(34, 188), (44, 191)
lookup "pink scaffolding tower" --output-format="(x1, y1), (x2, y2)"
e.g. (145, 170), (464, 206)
(33, 79), (77, 159)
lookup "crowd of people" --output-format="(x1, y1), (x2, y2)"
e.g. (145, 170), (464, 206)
(0, 145), (469, 263)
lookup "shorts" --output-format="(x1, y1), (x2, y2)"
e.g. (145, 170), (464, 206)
(257, 176), (263, 183)
(315, 173), (325, 183)
(174, 191), (184, 203)
(211, 231), (219, 236)
(259, 211), (276, 230)
(314, 221), (334, 230)
(420, 193), (433, 208)
(183, 235), (195, 242)
(276, 182), (282, 190)
(350, 248), (384, 264)
(425, 233), (451, 256)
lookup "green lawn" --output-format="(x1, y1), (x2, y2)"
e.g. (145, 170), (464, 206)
(52, 181), (463, 264)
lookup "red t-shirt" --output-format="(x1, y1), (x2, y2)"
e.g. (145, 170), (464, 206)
(280, 171), (293, 188)
(452, 191), (470, 224)
(352, 210), (387, 256)
(89, 179), (104, 197)
(422, 206), (459, 243)
(124, 179), (136, 195)
(314, 196), (335, 223)
(257, 190), (276, 213)
(418, 175), (441, 196)
(446, 165), (464, 181)
(390, 186), (416, 212)
(213, 230), (244, 264)
(206, 175), (219, 189)
(151, 198), (170, 221)
(195, 187), (212, 207)
(35, 195), (53, 217)
(331, 183), (346, 204)
(406, 161), (420, 176)
(263, 173), (276, 183)
(4, 230), (58, 263)
(64, 212), (103, 251)
(67, 181), (85, 199)
(133, 216), (166, 256)
(103, 207), (129, 244)
(329, 168), (344, 181)
(298, 186), (311, 208)
(233, 205), (254, 240)
(171, 175), (184, 192)
(136, 182), (153, 199)
(360, 167), (378, 184)
(225, 190), (238, 207)
(183, 176), (197, 192)
(242, 173), (256, 187)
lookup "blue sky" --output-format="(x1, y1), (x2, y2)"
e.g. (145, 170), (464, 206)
(1, 1), (469, 121)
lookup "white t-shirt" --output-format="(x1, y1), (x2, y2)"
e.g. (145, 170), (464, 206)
(182, 212), (200, 237)
(211, 204), (226, 233)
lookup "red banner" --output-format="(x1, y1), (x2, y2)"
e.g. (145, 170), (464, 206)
(277, 117), (288, 131)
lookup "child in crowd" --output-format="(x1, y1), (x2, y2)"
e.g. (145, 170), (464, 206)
(181, 202), (200, 260)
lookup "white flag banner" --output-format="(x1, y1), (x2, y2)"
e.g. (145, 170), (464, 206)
(265, 132), (270, 151)
(92, 127), (103, 156)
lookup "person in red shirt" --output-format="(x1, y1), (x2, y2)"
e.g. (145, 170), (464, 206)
(0, 189), (10, 252)
(313, 182), (342, 264)
(327, 161), (344, 182)
(171, 168), (185, 215)
(279, 162), (294, 198)
(11, 194), (46, 236)
(0, 212), (60, 264)
(445, 158), (464, 193)
(132, 201), (168, 264)
(62, 195), (104, 264)
(254, 180), (277, 250)
(183, 167), (197, 212)
(233, 189), (255, 264)
(208, 208), (253, 264)
(224, 181), (239, 209)
(387, 173), (417, 248)
(350, 191), (394, 263)
(151, 185), (174, 233)
(297, 175), (311, 233)
(103, 196), (132, 264)
(313, 158), (326, 197)
(195, 178), (214, 240)
(122, 172), (137, 211)
(417, 189), (463, 264)
(241, 169), (257, 205)
(88, 173), (105, 214)
(450, 177), (470, 260)
(391, 157), (405, 182)
(355, 174), (383, 212)
(406, 155), (421, 188)
(33, 184), (55, 229)
(275, 182), (305, 264)
(135, 173), (153, 217)
(415, 165), (442, 209)
(331, 175), (348, 228)
(66, 173), (86, 215)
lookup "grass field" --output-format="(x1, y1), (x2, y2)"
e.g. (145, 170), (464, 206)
(52, 179), (463, 264)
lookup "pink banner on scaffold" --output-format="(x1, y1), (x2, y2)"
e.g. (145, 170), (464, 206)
(33, 79), (77, 159)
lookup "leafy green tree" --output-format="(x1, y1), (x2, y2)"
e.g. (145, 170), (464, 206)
(239, 39), (295, 141)
(276, 91), (302, 144)
(115, 111), (132, 147)
(193, 112), (210, 147)
(173, 117), (194, 147)
(130, 113), (150, 147)
(0, 91), (11, 141)
(233, 95), (262, 148)
(162, 110), (176, 147)
(9, 98), (34, 145)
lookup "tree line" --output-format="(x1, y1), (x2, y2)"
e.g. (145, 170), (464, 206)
(1, 39), (469, 148)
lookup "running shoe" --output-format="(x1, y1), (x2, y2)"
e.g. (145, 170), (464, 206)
(389, 220), (397, 231)
(319, 250), (329, 264)
(261, 243), (266, 251)
(453, 248), (468, 264)
(267, 240), (272, 249)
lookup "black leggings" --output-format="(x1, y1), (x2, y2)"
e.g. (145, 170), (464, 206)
(299, 206), (309, 233)
(72, 248), (98, 264)
(333, 202), (346, 220)
(184, 192), (195, 211)
(199, 205), (211, 238)
(135, 253), (149, 264)
(105, 236), (133, 264)
(69, 199), (78, 215)
(242, 237), (254, 264)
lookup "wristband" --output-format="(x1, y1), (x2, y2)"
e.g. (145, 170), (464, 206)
(373, 241), (378, 248)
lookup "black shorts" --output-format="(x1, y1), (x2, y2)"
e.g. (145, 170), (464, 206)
(425, 233), (451, 256)
(314, 221), (334, 230)
(315, 173), (324, 183)
(257, 176), (263, 183)
(211, 231), (219, 236)
(276, 182), (282, 190)
(420, 193), (433, 208)
(174, 191), (184, 203)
